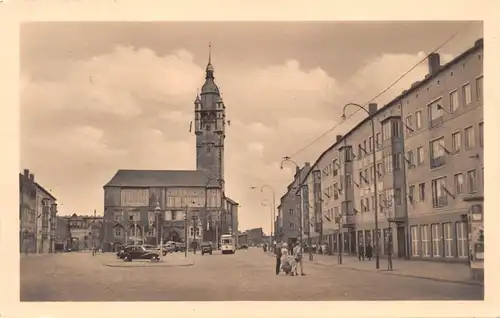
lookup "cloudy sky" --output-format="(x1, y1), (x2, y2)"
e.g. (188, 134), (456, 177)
(20, 21), (482, 234)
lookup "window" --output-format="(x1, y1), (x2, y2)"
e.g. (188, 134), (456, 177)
(164, 211), (172, 221)
(428, 98), (443, 128)
(369, 165), (375, 182)
(417, 147), (424, 165)
(114, 228), (122, 237)
(407, 150), (414, 168)
(382, 121), (391, 141)
(408, 185), (415, 203)
(462, 83), (472, 105)
(449, 90), (459, 112)
(479, 122), (483, 147)
(467, 170), (477, 193)
(476, 76), (483, 101)
(332, 160), (338, 176)
(333, 183), (339, 200)
(189, 227), (201, 237)
(360, 199), (366, 212)
(376, 162), (383, 177)
(456, 222), (468, 258)
(114, 212), (123, 222)
(365, 197), (370, 211)
(384, 154), (393, 173)
(431, 224), (441, 257)
(464, 126), (475, 149)
(147, 227), (156, 237)
(289, 223), (295, 229)
(392, 120), (401, 138)
(420, 225), (430, 257)
(129, 214), (133, 221)
(415, 110), (422, 129)
(451, 131), (461, 154)
(289, 208), (294, 215)
(394, 188), (402, 205)
(454, 173), (464, 194)
(346, 174), (352, 188)
(430, 137), (446, 168)
(443, 223), (453, 257)
(369, 136), (373, 152)
(411, 226), (420, 256)
(418, 183), (425, 202)
(334, 206), (339, 218)
(393, 152), (402, 170)
(405, 115), (413, 134)
(376, 133), (381, 148)
(431, 177), (447, 208)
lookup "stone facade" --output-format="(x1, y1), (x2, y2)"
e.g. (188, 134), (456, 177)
(19, 169), (58, 254)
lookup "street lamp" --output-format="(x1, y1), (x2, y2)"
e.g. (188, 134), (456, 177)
(341, 102), (380, 269)
(154, 201), (163, 262)
(251, 185), (277, 243)
(261, 200), (273, 246)
(334, 213), (344, 264)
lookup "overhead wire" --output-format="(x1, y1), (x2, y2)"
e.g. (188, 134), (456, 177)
(287, 24), (472, 160)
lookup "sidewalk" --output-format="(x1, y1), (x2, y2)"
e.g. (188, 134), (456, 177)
(303, 254), (481, 286)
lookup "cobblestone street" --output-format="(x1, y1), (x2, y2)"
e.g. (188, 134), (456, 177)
(20, 248), (483, 301)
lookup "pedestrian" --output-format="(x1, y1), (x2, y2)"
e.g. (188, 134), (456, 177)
(366, 244), (373, 261)
(275, 242), (282, 275)
(293, 241), (306, 276)
(358, 242), (364, 261)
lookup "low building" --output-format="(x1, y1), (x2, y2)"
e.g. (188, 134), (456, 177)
(58, 213), (103, 251)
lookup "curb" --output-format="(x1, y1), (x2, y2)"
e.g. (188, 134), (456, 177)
(307, 260), (482, 287)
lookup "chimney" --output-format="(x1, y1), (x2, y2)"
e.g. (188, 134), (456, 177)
(23, 169), (29, 178)
(428, 53), (441, 75)
(29, 173), (34, 182)
(475, 38), (483, 47)
(295, 166), (300, 174)
(304, 162), (311, 168)
(336, 135), (343, 142)
(368, 103), (378, 115)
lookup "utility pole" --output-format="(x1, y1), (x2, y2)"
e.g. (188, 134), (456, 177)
(184, 205), (188, 258)
(192, 214), (197, 254)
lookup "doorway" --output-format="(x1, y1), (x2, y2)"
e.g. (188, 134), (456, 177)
(396, 226), (406, 258)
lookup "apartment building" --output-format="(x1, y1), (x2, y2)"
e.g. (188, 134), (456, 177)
(277, 163), (311, 245)
(403, 39), (483, 261)
(295, 38), (483, 261)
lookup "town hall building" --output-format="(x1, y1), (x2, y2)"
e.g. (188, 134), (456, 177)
(102, 47), (239, 250)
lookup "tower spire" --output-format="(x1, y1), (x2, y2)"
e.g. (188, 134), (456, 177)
(208, 42), (212, 65)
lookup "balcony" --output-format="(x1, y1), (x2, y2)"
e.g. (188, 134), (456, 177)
(429, 116), (444, 129)
(430, 156), (446, 169)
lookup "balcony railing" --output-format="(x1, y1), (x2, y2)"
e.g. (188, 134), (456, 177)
(430, 156), (446, 169)
(429, 116), (444, 129)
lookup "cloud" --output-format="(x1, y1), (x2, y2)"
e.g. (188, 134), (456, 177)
(21, 44), (454, 233)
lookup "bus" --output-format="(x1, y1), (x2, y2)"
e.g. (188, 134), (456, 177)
(220, 234), (236, 254)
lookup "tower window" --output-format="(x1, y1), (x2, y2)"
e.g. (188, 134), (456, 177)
(206, 125), (211, 131)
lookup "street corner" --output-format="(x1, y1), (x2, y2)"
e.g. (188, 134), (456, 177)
(102, 258), (194, 268)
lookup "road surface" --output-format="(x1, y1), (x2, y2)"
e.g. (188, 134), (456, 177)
(20, 247), (483, 301)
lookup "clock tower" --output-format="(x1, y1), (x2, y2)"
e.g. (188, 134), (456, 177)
(194, 45), (226, 187)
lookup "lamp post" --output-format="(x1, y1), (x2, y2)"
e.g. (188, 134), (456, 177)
(308, 216), (315, 261)
(255, 185), (276, 243)
(183, 206), (188, 258)
(342, 103), (380, 270)
(261, 200), (273, 246)
(154, 201), (163, 261)
(335, 213), (343, 264)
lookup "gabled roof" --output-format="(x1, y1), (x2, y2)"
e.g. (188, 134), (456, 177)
(103, 169), (219, 188)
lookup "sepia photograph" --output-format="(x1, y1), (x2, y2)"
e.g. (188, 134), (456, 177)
(18, 20), (485, 302)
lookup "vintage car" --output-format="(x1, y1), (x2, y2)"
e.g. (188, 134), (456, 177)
(116, 245), (135, 259)
(201, 241), (213, 255)
(142, 244), (168, 256)
(121, 245), (160, 262)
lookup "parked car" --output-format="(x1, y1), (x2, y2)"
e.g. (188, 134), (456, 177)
(116, 245), (135, 259)
(201, 241), (213, 255)
(122, 245), (160, 262)
(240, 244), (249, 249)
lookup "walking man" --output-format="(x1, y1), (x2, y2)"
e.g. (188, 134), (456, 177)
(358, 242), (365, 261)
(275, 241), (282, 275)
